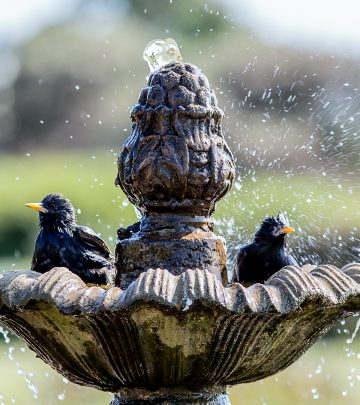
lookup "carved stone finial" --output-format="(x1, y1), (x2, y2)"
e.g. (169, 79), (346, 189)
(115, 62), (235, 289)
(116, 63), (235, 288)
(115, 62), (235, 217)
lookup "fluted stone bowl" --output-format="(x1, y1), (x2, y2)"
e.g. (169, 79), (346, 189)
(0, 264), (360, 400)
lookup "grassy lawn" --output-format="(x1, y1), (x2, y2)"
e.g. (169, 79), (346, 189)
(229, 336), (360, 404)
(0, 150), (137, 264)
(1, 150), (359, 268)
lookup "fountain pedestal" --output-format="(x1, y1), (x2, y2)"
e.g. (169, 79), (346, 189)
(116, 215), (228, 289)
(110, 389), (230, 405)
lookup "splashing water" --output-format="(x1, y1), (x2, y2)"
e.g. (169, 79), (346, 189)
(0, 326), (10, 344)
(143, 38), (182, 72)
(346, 317), (360, 344)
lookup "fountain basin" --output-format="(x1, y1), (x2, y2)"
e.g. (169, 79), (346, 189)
(0, 264), (360, 403)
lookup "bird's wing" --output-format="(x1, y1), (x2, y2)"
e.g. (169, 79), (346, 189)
(233, 247), (247, 283)
(75, 226), (113, 260)
(31, 234), (43, 271)
(31, 232), (59, 273)
(31, 251), (37, 270)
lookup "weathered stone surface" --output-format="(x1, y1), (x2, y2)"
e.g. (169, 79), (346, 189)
(115, 215), (228, 289)
(114, 63), (235, 289)
(0, 264), (360, 400)
(115, 63), (235, 217)
(110, 389), (230, 404)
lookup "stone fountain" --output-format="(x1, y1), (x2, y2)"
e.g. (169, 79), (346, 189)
(1, 40), (360, 404)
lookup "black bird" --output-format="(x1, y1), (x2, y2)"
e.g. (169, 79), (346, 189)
(233, 213), (298, 285)
(25, 193), (115, 285)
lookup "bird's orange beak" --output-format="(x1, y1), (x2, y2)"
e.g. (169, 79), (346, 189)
(25, 203), (48, 213)
(280, 226), (295, 234)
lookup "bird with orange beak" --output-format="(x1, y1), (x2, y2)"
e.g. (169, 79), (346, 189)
(232, 212), (298, 285)
(25, 193), (115, 285)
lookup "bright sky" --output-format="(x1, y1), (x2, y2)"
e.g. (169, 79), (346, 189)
(225, 0), (360, 56)
(0, 0), (360, 56)
(0, 0), (79, 47)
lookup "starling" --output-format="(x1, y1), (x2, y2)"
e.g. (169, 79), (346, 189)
(25, 193), (115, 285)
(232, 213), (298, 285)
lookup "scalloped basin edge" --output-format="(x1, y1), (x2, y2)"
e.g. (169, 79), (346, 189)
(0, 264), (359, 392)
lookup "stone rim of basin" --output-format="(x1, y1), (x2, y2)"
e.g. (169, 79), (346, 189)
(0, 263), (359, 315)
(0, 263), (359, 397)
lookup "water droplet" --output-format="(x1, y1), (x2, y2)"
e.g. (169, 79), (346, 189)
(347, 317), (360, 344)
(143, 38), (182, 73)
(311, 387), (319, 400)
(0, 327), (10, 344)
(8, 346), (14, 360)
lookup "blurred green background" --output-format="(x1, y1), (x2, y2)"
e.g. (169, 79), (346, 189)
(0, 0), (360, 403)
